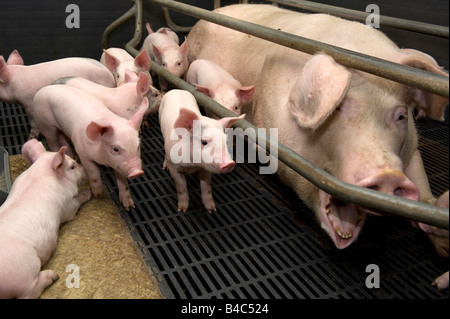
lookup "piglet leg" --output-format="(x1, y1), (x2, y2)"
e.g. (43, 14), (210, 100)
(199, 170), (216, 213)
(114, 170), (135, 210)
(20, 270), (59, 299)
(80, 158), (104, 198)
(166, 162), (189, 212)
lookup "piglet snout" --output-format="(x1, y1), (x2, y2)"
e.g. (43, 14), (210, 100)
(357, 169), (420, 214)
(128, 167), (144, 179)
(219, 161), (236, 174)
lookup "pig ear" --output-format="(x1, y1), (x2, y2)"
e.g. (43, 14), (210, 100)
(21, 139), (46, 164)
(145, 22), (153, 34)
(7, 50), (24, 65)
(134, 50), (151, 71)
(136, 72), (150, 97)
(103, 50), (120, 73)
(179, 39), (188, 57)
(152, 45), (162, 60)
(398, 49), (449, 121)
(218, 114), (245, 128)
(174, 108), (199, 131)
(129, 98), (149, 129)
(194, 84), (213, 97)
(238, 85), (255, 103)
(86, 121), (114, 141)
(0, 56), (8, 83)
(288, 54), (351, 130)
(125, 69), (139, 83)
(51, 146), (67, 177)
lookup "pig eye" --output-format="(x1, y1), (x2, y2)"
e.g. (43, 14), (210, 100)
(234, 106), (239, 110)
(162, 62), (167, 67)
(201, 140), (208, 146)
(395, 109), (408, 123)
(111, 145), (121, 155)
(70, 163), (76, 170)
(177, 62), (181, 66)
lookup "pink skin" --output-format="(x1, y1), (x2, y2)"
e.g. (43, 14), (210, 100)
(100, 48), (152, 86)
(141, 25), (189, 92)
(186, 59), (255, 117)
(159, 89), (244, 213)
(123, 70), (163, 117)
(33, 85), (148, 210)
(0, 139), (91, 299)
(58, 71), (161, 120)
(0, 50), (116, 139)
(187, 4), (449, 251)
(146, 23), (180, 44)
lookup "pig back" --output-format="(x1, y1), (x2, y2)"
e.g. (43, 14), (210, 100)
(187, 4), (400, 88)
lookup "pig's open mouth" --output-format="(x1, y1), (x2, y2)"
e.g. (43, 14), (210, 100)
(319, 191), (366, 249)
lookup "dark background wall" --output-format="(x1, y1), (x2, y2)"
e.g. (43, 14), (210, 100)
(1, 0), (448, 68)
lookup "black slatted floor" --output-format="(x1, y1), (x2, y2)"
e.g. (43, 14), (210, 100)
(1, 101), (448, 299)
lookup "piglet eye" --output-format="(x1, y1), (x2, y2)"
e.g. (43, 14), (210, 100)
(111, 145), (121, 155)
(201, 140), (208, 146)
(70, 163), (76, 170)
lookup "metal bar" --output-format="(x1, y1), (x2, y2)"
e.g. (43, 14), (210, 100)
(101, 1), (137, 49)
(269, 0), (449, 38)
(141, 61), (449, 230)
(113, 2), (448, 229)
(145, 0), (448, 98)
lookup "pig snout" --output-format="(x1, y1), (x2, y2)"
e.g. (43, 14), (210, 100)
(128, 167), (144, 179)
(219, 160), (236, 174)
(357, 168), (420, 215)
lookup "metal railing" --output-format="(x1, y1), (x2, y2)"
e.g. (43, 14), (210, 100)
(102, 0), (449, 229)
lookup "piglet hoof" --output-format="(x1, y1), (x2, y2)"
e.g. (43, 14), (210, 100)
(121, 197), (136, 211)
(432, 271), (449, 291)
(177, 201), (189, 213)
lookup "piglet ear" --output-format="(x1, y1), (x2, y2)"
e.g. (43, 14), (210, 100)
(134, 50), (151, 71)
(218, 114), (245, 128)
(398, 48), (449, 121)
(128, 98), (149, 129)
(152, 45), (162, 60)
(136, 72), (150, 97)
(288, 53), (351, 130)
(179, 39), (188, 57)
(194, 84), (213, 97)
(7, 50), (24, 65)
(0, 56), (8, 83)
(51, 146), (67, 177)
(238, 85), (255, 103)
(103, 49), (120, 73)
(86, 121), (114, 141)
(174, 108), (199, 131)
(21, 138), (46, 164)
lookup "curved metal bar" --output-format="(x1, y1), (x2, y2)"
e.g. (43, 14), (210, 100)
(145, 0), (448, 98)
(270, 0), (449, 38)
(101, 0), (138, 49)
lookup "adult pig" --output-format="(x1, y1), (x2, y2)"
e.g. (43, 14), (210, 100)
(187, 4), (449, 249)
(100, 48), (151, 86)
(159, 89), (244, 212)
(55, 70), (161, 120)
(141, 24), (189, 92)
(0, 139), (91, 299)
(33, 85), (148, 210)
(186, 59), (255, 116)
(0, 50), (116, 139)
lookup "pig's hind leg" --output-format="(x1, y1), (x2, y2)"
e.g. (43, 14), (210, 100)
(20, 270), (59, 299)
